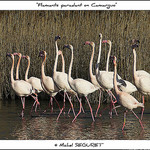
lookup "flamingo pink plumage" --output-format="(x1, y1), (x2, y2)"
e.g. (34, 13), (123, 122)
(53, 36), (76, 121)
(63, 44), (98, 122)
(39, 50), (60, 113)
(113, 56), (144, 130)
(84, 41), (103, 117)
(22, 55), (43, 93)
(131, 39), (150, 120)
(7, 53), (40, 118)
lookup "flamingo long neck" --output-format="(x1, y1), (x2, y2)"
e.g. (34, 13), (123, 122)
(61, 53), (65, 73)
(11, 56), (15, 84)
(89, 45), (95, 80)
(96, 37), (102, 75)
(114, 63), (120, 94)
(106, 42), (111, 72)
(25, 58), (30, 81)
(54, 41), (58, 74)
(68, 47), (73, 84)
(133, 48), (137, 77)
(41, 54), (46, 79)
(16, 56), (21, 80)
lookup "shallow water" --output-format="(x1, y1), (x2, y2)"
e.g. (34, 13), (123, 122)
(0, 98), (150, 140)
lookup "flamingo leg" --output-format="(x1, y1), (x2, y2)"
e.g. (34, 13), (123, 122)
(95, 89), (101, 118)
(122, 109), (127, 130)
(50, 97), (53, 113)
(53, 97), (61, 111)
(68, 107), (71, 117)
(30, 101), (36, 114)
(72, 95), (82, 123)
(21, 97), (25, 118)
(66, 92), (76, 117)
(141, 96), (145, 120)
(107, 90), (118, 117)
(131, 110), (144, 130)
(43, 96), (52, 113)
(75, 96), (85, 113)
(85, 96), (95, 122)
(31, 94), (40, 113)
(56, 92), (66, 121)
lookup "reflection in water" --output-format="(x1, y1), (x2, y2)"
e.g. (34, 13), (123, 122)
(0, 99), (150, 140)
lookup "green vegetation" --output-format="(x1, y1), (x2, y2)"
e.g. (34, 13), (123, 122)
(0, 11), (149, 102)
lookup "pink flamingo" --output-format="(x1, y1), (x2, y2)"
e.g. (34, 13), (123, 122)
(21, 55), (43, 111)
(7, 53), (40, 118)
(131, 39), (150, 120)
(63, 44), (98, 122)
(13, 52), (40, 113)
(53, 36), (77, 121)
(39, 50), (60, 113)
(95, 33), (121, 118)
(84, 41), (103, 117)
(22, 55), (43, 93)
(102, 40), (137, 94)
(113, 56), (144, 130)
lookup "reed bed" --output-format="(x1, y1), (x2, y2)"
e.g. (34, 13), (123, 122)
(0, 10), (149, 103)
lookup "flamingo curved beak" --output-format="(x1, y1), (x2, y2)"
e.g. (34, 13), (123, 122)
(13, 52), (19, 56)
(102, 40), (108, 43)
(84, 41), (91, 45)
(55, 35), (61, 41)
(6, 53), (11, 57)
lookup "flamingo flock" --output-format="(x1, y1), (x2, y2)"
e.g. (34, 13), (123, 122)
(7, 34), (149, 130)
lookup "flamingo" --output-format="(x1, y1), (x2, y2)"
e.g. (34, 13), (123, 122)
(22, 55), (43, 93)
(58, 50), (81, 116)
(63, 44), (98, 122)
(131, 39), (150, 120)
(53, 36), (77, 120)
(6, 53), (40, 118)
(39, 50), (60, 113)
(84, 41), (103, 117)
(113, 56), (144, 130)
(102, 40), (137, 94)
(95, 33), (122, 118)
(13, 52), (41, 112)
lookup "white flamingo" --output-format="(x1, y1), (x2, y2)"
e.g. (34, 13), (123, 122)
(13, 52), (40, 112)
(131, 39), (150, 120)
(95, 33), (122, 117)
(102, 40), (137, 94)
(39, 50), (60, 113)
(113, 56), (144, 130)
(84, 41), (103, 117)
(22, 55), (43, 93)
(63, 44), (98, 122)
(7, 53), (40, 118)
(53, 36), (77, 121)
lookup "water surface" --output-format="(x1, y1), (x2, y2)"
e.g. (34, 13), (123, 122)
(0, 98), (150, 140)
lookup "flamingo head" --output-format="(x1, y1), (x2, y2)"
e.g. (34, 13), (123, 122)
(58, 50), (62, 56)
(99, 33), (102, 39)
(22, 55), (30, 60)
(6, 53), (14, 59)
(13, 52), (22, 58)
(102, 40), (111, 45)
(63, 44), (73, 50)
(6, 53), (12, 57)
(55, 35), (61, 41)
(39, 50), (46, 57)
(84, 41), (95, 47)
(131, 39), (140, 49)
